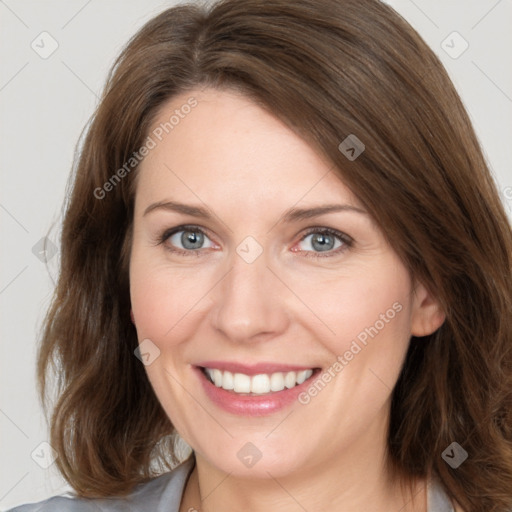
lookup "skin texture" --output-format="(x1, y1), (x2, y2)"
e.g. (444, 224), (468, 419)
(129, 87), (446, 512)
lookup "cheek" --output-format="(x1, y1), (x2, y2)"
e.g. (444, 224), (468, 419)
(129, 251), (214, 346)
(310, 262), (413, 356)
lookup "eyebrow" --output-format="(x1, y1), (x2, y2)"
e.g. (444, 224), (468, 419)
(143, 200), (367, 222)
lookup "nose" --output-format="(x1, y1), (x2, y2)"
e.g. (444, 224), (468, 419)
(211, 247), (290, 344)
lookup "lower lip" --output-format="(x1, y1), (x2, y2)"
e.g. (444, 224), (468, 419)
(195, 367), (320, 416)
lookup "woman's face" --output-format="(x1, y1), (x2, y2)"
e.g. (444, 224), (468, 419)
(129, 87), (443, 479)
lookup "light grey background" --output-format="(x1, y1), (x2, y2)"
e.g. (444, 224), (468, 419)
(1, 0), (511, 508)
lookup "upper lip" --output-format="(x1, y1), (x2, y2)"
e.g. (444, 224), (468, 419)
(196, 361), (318, 376)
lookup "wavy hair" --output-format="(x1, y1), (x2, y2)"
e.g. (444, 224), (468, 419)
(38, 0), (512, 509)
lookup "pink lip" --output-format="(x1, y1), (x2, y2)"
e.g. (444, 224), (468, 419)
(193, 365), (320, 417)
(196, 361), (315, 376)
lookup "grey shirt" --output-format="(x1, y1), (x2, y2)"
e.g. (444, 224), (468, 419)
(7, 457), (455, 511)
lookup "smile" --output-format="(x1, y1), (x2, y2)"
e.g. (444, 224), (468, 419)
(202, 367), (314, 394)
(195, 363), (321, 416)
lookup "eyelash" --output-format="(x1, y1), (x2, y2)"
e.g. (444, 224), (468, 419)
(156, 224), (353, 258)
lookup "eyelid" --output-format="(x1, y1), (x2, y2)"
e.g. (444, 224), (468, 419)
(156, 224), (215, 255)
(158, 224), (212, 243)
(293, 226), (353, 258)
(157, 224), (353, 258)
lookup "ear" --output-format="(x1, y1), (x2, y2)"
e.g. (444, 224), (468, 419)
(410, 280), (446, 337)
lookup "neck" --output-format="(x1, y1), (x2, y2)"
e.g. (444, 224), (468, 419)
(180, 430), (426, 512)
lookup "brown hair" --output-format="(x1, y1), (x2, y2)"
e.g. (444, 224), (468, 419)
(38, 0), (512, 509)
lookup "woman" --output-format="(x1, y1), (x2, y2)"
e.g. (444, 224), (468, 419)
(9, 0), (512, 510)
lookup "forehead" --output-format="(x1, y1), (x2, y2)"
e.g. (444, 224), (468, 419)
(135, 88), (362, 213)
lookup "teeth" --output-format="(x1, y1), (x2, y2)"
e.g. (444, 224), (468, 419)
(251, 373), (270, 393)
(296, 370), (309, 384)
(270, 372), (284, 391)
(204, 368), (314, 394)
(213, 369), (223, 387)
(284, 371), (296, 388)
(222, 370), (234, 390)
(233, 373), (251, 393)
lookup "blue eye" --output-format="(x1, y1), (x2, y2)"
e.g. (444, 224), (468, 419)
(160, 225), (214, 256)
(295, 228), (353, 257)
(158, 225), (352, 258)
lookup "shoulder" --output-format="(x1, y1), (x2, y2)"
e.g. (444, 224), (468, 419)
(6, 457), (195, 512)
(427, 477), (459, 512)
(428, 478), (471, 512)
